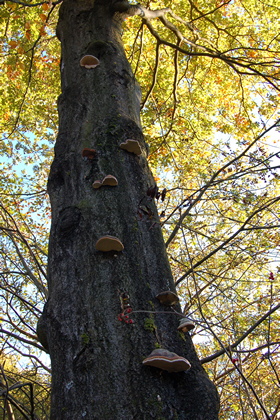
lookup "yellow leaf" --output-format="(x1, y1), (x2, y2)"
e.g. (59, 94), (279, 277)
(39, 13), (47, 22)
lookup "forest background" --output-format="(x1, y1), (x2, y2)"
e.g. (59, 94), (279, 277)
(0, 0), (280, 419)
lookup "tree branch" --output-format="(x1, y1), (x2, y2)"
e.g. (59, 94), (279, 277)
(142, 12), (280, 92)
(6, 343), (51, 373)
(115, 3), (170, 19)
(0, 328), (45, 351)
(175, 196), (280, 286)
(166, 119), (280, 249)
(3, 0), (62, 7)
(200, 302), (280, 364)
(141, 41), (160, 108)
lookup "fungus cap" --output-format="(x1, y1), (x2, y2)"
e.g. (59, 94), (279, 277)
(120, 139), (142, 155)
(92, 180), (102, 189)
(143, 349), (191, 372)
(177, 317), (195, 333)
(92, 175), (118, 189)
(102, 175), (118, 186)
(156, 291), (179, 306)
(82, 148), (96, 159)
(80, 55), (100, 69)
(96, 235), (124, 252)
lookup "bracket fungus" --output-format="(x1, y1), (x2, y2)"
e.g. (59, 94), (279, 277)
(93, 175), (118, 189)
(96, 235), (124, 252)
(143, 349), (191, 372)
(120, 139), (142, 155)
(92, 180), (102, 189)
(82, 148), (97, 160)
(80, 55), (100, 69)
(156, 291), (179, 306)
(103, 175), (118, 186)
(177, 317), (195, 333)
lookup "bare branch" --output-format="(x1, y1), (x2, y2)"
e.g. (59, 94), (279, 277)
(142, 11), (280, 92)
(6, 343), (51, 373)
(4, 0), (62, 7)
(0, 284), (42, 314)
(0, 328), (45, 352)
(200, 302), (280, 364)
(119, 4), (171, 19)
(175, 196), (280, 286)
(234, 342), (280, 354)
(167, 119), (280, 250)
(141, 41), (160, 108)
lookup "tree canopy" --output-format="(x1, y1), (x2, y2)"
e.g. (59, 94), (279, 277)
(1, 1), (280, 419)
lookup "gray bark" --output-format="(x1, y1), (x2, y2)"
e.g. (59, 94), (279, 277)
(42, 0), (220, 418)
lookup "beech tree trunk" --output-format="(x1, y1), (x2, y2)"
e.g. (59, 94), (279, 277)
(42, 0), (220, 418)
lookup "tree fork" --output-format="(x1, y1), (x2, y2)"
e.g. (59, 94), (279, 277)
(42, 0), (219, 418)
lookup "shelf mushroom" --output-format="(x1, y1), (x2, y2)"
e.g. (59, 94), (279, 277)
(142, 349), (191, 372)
(80, 55), (100, 69)
(92, 175), (118, 189)
(156, 291), (179, 306)
(103, 175), (118, 186)
(92, 180), (103, 189)
(95, 235), (124, 252)
(177, 317), (195, 333)
(120, 139), (142, 155)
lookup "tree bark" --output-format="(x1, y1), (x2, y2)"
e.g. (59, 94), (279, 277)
(43, 0), (220, 418)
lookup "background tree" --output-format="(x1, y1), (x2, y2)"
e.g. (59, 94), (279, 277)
(0, 0), (279, 419)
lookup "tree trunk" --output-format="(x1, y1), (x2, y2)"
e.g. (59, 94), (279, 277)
(43, 0), (219, 418)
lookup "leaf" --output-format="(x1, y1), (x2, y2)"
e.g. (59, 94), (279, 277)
(9, 40), (18, 48)
(39, 13), (47, 22)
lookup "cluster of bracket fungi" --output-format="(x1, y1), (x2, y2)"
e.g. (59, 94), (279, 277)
(140, 291), (195, 372)
(92, 175), (118, 189)
(80, 55), (195, 374)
